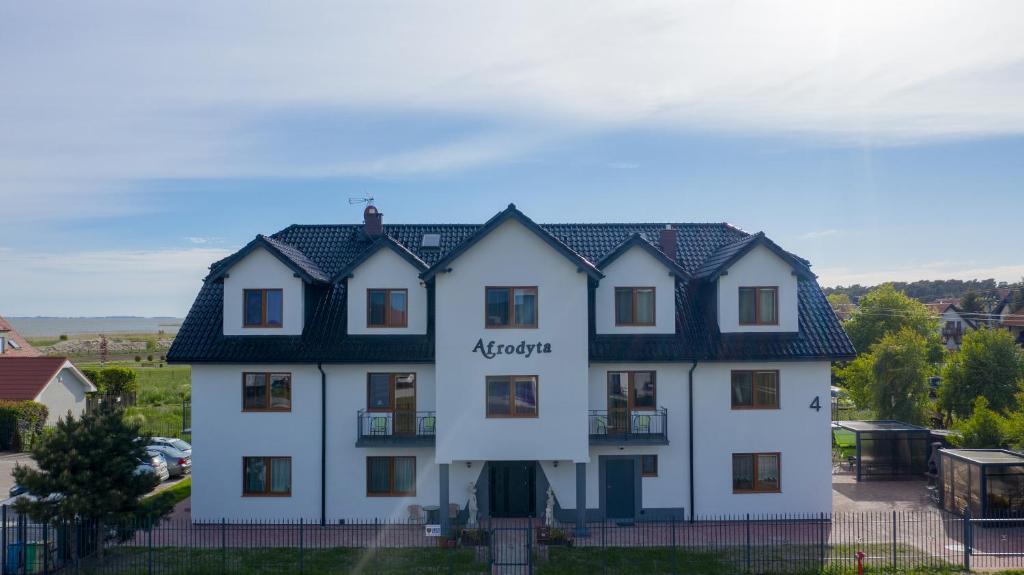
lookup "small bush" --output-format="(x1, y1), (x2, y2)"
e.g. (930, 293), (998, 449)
(59, 334), (68, 341)
(98, 367), (139, 395)
(0, 401), (50, 451)
(134, 355), (142, 363)
(147, 355), (154, 362)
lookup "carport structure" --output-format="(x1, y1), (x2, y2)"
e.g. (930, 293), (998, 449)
(835, 420), (930, 481)
(940, 449), (1024, 517)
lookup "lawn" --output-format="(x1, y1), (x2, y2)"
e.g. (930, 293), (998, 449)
(79, 362), (191, 437)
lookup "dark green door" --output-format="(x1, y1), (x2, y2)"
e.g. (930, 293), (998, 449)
(489, 461), (536, 518)
(605, 459), (636, 519)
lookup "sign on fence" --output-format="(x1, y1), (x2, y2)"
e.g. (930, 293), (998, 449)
(424, 524), (441, 537)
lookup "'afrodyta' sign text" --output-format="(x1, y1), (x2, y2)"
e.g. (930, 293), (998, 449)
(472, 338), (551, 359)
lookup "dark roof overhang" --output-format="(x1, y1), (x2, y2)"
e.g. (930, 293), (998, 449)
(332, 235), (429, 282)
(694, 232), (814, 281)
(206, 235), (330, 284)
(597, 233), (691, 280)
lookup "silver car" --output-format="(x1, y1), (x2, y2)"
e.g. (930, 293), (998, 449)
(137, 450), (170, 482)
(147, 444), (191, 477)
(149, 437), (191, 457)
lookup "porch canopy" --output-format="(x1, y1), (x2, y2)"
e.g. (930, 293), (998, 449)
(940, 449), (1024, 518)
(835, 420), (930, 481)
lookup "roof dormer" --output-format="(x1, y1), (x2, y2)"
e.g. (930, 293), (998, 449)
(594, 233), (688, 334)
(338, 236), (429, 335)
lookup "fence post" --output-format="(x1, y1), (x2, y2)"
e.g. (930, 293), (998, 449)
(818, 512), (826, 572)
(745, 513), (751, 573)
(147, 518), (153, 575)
(2, 505), (6, 575)
(891, 509), (897, 572)
(42, 521), (48, 575)
(298, 518), (304, 574)
(671, 516), (678, 575)
(963, 507), (971, 571)
(527, 519), (533, 574)
(220, 518), (226, 575)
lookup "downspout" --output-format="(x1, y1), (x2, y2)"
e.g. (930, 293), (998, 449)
(318, 362), (326, 526)
(688, 360), (698, 522)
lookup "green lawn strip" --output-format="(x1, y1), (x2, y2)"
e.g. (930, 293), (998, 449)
(79, 547), (486, 574)
(146, 476), (190, 506)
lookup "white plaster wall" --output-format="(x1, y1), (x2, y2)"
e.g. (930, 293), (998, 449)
(717, 244), (799, 333)
(223, 248), (305, 336)
(692, 360), (832, 516)
(434, 219), (590, 464)
(35, 367), (89, 424)
(346, 248), (428, 335)
(595, 247), (677, 334)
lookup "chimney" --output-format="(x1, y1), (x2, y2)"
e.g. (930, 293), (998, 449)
(659, 224), (678, 261)
(363, 204), (383, 237)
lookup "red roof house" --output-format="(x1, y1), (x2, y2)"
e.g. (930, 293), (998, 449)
(0, 357), (97, 423)
(0, 317), (41, 357)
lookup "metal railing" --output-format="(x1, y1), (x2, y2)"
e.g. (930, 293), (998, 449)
(588, 407), (668, 444)
(356, 409), (437, 446)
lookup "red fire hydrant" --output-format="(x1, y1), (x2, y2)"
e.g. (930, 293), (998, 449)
(855, 551), (866, 575)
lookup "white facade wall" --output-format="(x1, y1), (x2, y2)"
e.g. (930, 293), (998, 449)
(223, 248), (305, 336)
(595, 248), (677, 334)
(35, 367), (90, 424)
(717, 245), (798, 333)
(346, 248), (428, 335)
(434, 220), (590, 464)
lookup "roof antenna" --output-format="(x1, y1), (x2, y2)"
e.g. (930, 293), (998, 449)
(348, 195), (375, 206)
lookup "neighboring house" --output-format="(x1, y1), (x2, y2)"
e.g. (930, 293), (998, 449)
(0, 316), (41, 357)
(0, 357), (97, 424)
(991, 291), (1024, 345)
(168, 203), (855, 523)
(925, 302), (977, 350)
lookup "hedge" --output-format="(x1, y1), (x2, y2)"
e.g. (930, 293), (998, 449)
(0, 400), (49, 451)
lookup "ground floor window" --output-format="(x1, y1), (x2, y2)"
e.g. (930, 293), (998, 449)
(732, 452), (780, 493)
(243, 456), (291, 496)
(367, 456), (416, 496)
(641, 455), (658, 477)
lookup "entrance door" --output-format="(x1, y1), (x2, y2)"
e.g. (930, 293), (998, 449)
(489, 462), (536, 518)
(605, 459), (636, 520)
(393, 374), (416, 435)
(607, 372), (630, 435)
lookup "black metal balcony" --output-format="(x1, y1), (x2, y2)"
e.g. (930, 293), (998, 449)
(356, 410), (436, 447)
(588, 408), (668, 445)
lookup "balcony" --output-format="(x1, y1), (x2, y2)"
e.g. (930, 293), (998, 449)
(356, 410), (436, 447)
(588, 408), (668, 445)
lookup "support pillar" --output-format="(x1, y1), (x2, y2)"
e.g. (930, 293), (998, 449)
(439, 463), (450, 532)
(575, 462), (587, 536)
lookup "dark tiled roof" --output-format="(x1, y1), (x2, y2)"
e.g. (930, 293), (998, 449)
(169, 215), (855, 364)
(694, 232), (813, 280)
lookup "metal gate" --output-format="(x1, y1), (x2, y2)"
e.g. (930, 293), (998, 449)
(489, 520), (533, 574)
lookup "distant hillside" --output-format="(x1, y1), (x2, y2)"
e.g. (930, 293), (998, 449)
(823, 279), (1020, 304)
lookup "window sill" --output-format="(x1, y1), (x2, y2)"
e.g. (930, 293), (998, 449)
(732, 489), (781, 494)
(242, 325), (284, 329)
(367, 493), (417, 498)
(730, 406), (780, 411)
(485, 414), (539, 419)
(241, 408), (292, 413)
(242, 493), (292, 498)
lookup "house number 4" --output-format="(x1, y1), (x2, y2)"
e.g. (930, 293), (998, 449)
(809, 396), (821, 412)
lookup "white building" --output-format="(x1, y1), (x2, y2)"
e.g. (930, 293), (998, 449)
(0, 357), (96, 424)
(925, 302), (977, 350)
(169, 204), (855, 526)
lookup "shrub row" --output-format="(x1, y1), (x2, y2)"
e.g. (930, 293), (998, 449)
(0, 400), (49, 451)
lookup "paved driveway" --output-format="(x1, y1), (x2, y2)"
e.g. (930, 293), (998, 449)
(0, 452), (35, 498)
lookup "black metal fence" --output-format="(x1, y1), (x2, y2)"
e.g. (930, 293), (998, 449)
(6, 507), (1024, 574)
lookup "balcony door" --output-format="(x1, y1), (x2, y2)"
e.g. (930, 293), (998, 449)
(393, 374), (417, 436)
(607, 372), (631, 435)
(607, 371), (657, 436)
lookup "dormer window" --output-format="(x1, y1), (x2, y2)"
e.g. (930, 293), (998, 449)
(243, 289), (283, 328)
(367, 289), (408, 328)
(739, 287), (778, 326)
(614, 287), (655, 326)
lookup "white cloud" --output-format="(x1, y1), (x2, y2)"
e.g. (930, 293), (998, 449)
(0, 247), (230, 316)
(816, 261), (1024, 287)
(799, 229), (840, 240)
(0, 0), (1022, 216)
(185, 237), (224, 245)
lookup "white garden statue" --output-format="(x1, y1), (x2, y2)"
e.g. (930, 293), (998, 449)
(467, 480), (478, 528)
(544, 486), (555, 527)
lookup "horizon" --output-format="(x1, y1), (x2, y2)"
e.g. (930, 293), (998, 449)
(1, 1), (1022, 316)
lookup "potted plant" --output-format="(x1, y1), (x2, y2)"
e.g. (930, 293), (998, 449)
(537, 526), (573, 547)
(459, 527), (490, 547)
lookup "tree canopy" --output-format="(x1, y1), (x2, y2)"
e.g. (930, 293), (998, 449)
(939, 328), (1024, 419)
(868, 328), (934, 425)
(843, 284), (941, 356)
(959, 291), (984, 314)
(955, 397), (1006, 449)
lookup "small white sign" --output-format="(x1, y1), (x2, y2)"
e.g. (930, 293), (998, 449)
(425, 524), (442, 537)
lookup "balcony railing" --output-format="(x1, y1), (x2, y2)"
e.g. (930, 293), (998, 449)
(588, 407), (668, 445)
(356, 410), (436, 447)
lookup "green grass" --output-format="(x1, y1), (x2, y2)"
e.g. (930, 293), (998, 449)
(79, 363), (191, 436)
(80, 547), (487, 574)
(149, 476), (191, 507)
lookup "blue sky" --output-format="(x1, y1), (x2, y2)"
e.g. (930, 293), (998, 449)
(1, 1), (1022, 316)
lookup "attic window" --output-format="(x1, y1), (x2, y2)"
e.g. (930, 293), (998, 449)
(8, 339), (20, 350)
(421, 233), (441, 249)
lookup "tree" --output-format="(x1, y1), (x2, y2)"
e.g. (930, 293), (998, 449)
(869, 328), (933, 425)
(835, 353), (874, 409)
(938, 328), (1024, 419)
(843, 284), (941, 357)
(97, 366), (139, 395)
(960, 291), (984, 315)
(954, 397), (1005, 448)
(13, 407), (172, 557)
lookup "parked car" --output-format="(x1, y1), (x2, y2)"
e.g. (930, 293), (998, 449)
(8, 484), (27, 498)
(147, 444), (191, 477)
(137, 450), (170, 482)
(149, 437), (192, 457)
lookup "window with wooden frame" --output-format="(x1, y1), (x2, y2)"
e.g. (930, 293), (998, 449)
(366, 373), (416, 412)
(366, 456), (416, 496)
(730, 370), (779, 409)
(486, 376), (538, 417)
(242, 372), (292, 411)
(243, 289), (284, 327)
(367, 289), (408, 328)
(485, 287), (538, 328)
(732, 453), (780, 493)
(243, 456), (292, 496)
(738, 287), (778, 325)
(607, 371), (657, 410)
(614, 287), (656, 326)
(640, 455), (658, 477)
